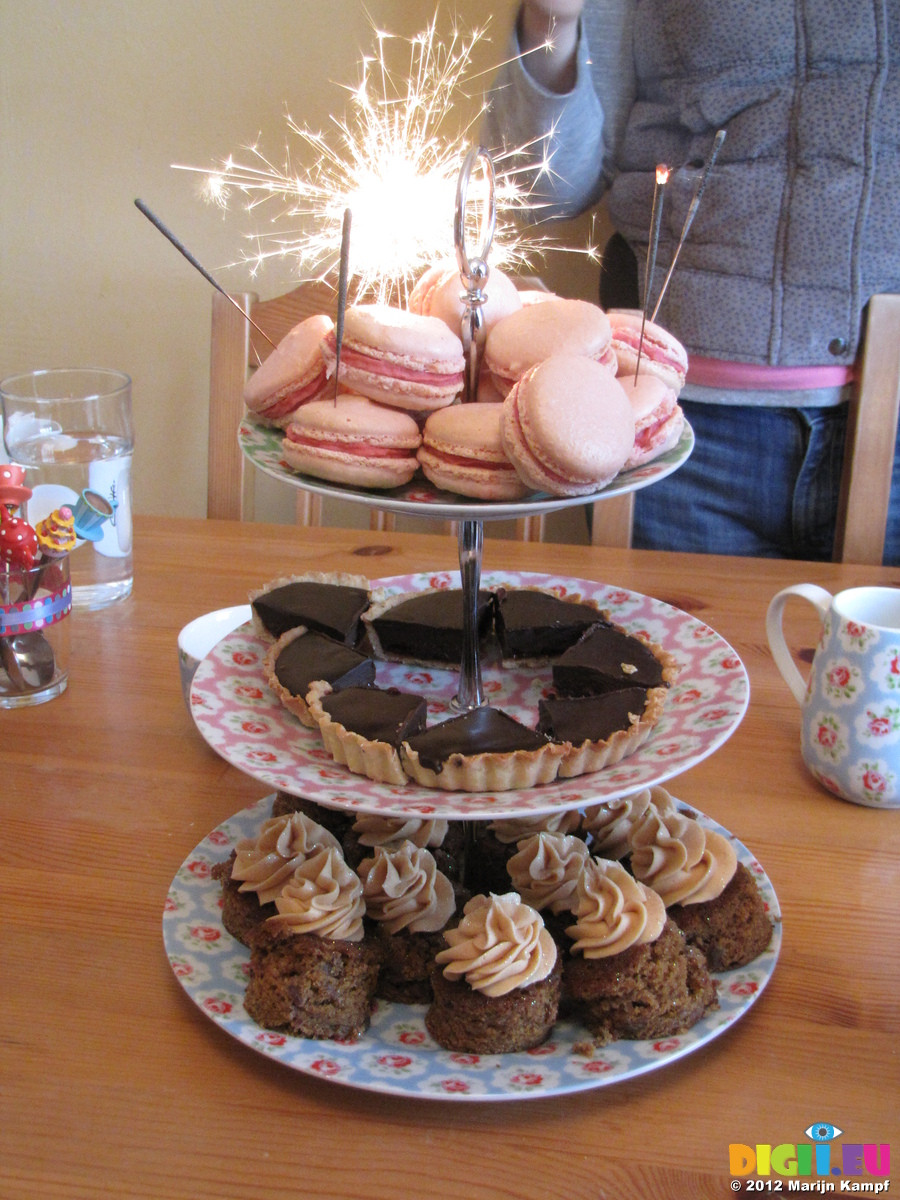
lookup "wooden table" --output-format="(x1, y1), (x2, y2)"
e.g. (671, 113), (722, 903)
(4, 517), (898, 1199)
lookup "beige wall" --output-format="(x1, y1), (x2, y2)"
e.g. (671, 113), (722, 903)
(0, 0), (600, 532)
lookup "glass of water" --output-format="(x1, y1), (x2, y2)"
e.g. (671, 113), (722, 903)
(1, 369), (134, 610)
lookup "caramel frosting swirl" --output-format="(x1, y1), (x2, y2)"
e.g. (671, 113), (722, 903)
(487, 810), (581, 846)
(565, 857), (667, 958)
(358, 842), (456, 934)
(231, 812), (340, 904)
(435, 892), (557, 998)
(352, 814), (448, 850)
(629, 805), (737, 907)
(581, 790), (656, 860)
(506, 832), (590, 914)
(268, 847), (366, 941)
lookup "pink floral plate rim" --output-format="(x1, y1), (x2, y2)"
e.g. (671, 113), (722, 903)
(189, 571), (749, 819)
(162, 794), (781, 1102)
(239, 417), (694, 521)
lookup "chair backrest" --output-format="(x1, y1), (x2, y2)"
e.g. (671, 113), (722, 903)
(208, 283), (634, 545)
(833, 293), (900, 565)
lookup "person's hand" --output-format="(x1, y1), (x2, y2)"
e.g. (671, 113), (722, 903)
(519, 0), (584, 92)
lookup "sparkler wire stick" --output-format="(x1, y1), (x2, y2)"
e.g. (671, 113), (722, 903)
(635, 165), (670, 380)
(454, 145), (496, 406)
(332, 208), (352, 401)
(134, 198), (278, 349)
(650, 129), (726, 323)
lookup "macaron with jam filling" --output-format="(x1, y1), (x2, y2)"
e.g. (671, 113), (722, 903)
(620, 373), (685, 469)
(500, 355), (635, 497)
(408, 259), (522, 339)
(418, 403), (530, 501)
(243, 314), (334, 427)
(607, 310), (689, 392)
(483, 298), (616, 396)
(320, 304), (465, 414)
(282, 393), (422, 489)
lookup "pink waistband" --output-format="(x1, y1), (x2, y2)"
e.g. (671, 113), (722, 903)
(687, 355), (857, 391)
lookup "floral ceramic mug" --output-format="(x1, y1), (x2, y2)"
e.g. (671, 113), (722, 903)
(766, 584), (900, 808)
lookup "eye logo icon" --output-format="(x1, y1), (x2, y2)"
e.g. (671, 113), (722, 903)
(804, 1123), (844, 1142)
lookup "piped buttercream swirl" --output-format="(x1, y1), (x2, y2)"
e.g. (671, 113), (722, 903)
(488, 810), (581, 845)
(231, 812), (340, 904)
(352, 814), (448, 849)
(565, 857), (667, 958)
(358, 842), (456, 934)
(506, 832), (590, 914)
(629, 804), (737, 906)
(581, 789), (658, 859)
(435, 892), (557, 997)
(268, 846), (366, 941)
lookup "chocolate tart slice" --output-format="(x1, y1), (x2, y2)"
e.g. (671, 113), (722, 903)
(307, 682), (428, 785)
(552, 622), (679, 696)
(494, 587), (608, 662)
(363, 587), (493, 665)
(264, 626), (376, 727)
(250, 572), (370, 644)
(400, 706), (567, 791)
(537, 685), (667, 777)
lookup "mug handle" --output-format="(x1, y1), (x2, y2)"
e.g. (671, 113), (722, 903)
(765, 583), (833, 705)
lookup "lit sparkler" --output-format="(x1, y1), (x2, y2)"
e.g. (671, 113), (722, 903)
(175, 14), (595, 306)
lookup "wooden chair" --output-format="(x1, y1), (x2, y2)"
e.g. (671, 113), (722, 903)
(833, 294), (900, 565)
(208, 282), (635, 545)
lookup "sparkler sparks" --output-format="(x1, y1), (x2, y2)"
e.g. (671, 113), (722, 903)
(174, 14), (594, 306)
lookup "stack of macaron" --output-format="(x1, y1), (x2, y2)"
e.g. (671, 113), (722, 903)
(241, 262), (688, 498)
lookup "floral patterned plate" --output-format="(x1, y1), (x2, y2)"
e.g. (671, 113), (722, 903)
(239, 417), (694, 521)
(189, 571), (749, 819)
(163, 795), (781, 1102)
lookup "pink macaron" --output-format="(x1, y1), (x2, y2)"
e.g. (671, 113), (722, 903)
(607, 311), (689, 392)
(500, 355), (635, 497)
(281, 393), (422, 489)
(483, 298), (616, 396)
(408, 259), (523, 339)
(243, 314), (334, 426)
(320, 304), (465, 414)
(418, 402), (530, 501)
(619, 373), (685, 469)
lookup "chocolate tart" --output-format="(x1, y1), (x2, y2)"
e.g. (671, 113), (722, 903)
(264, 626), (376, 727)
(250, 572), (370, 644)
(537, 685), (668, 776)
(552, 622), (679, 696)
(363, 587), (493, 665)
(307, 681), (428, 785)
(400, 706), (568, 791)
(494, 587), (607, 662)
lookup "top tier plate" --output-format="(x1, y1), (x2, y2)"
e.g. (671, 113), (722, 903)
(239, 415), (694, 521)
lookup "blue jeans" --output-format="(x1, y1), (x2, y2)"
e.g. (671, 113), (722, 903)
(634, 400), (900, 564)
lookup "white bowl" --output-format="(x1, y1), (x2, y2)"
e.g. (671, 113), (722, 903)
(177, 604), (251, 710)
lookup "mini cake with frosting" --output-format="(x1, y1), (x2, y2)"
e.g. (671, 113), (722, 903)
(341, 813), (467, 882)
(400, 706), (568, 792)
(580, 787), (670, 864)
(250, 572), (371, 645)
(306, 682), (428, 785)
(263, 627), (376, 727)
(468, 809), (584, 894)
(269, 792), (354, 840)
(563, 857), (718, 1045)
(362, 587), (494, 665)
(505, 831), (591, 944)
(243, 845), (383, 1040)
(628, 792), (772, 971)
(211, 810), (340, 944)
(426, 892), (561, 1053)
(357, 841), (460, 1003)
